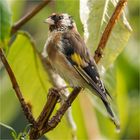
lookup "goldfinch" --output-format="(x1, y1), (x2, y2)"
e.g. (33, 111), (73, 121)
(42, 13), (119, 128)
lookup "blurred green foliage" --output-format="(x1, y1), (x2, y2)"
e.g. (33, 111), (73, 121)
(0, 0), (11, 44)
(0, 0), (139, 140)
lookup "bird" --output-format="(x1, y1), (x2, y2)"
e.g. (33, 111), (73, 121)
(42, 13), (119, 129)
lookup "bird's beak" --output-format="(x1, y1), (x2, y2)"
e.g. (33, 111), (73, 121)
(44, 17), (54, 25)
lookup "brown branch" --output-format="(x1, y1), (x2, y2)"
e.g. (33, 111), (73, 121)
(41, 87), (82, 135)
(0, 48), (36, 126)
(94, 0), (127, 63)
(11, 0), (51, 35)
(29, 88), (60, 139)
(37, 88), (60, 129)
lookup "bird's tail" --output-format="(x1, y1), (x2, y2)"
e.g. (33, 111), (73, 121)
(102, 99), (120, 131)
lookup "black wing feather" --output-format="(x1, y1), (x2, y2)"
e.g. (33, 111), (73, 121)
(83, 64), (99, 83)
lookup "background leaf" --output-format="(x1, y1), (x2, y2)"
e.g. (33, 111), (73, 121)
(80, 0), (132, 70)
(7, 32), (52, 118)
(0, 0), (12, 44)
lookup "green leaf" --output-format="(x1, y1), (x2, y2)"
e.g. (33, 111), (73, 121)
(0, 69), (20, 123)
(80, 0), (132, 69)
(0, 0), (12, 44)
(7, 32), (52, 118)
(8, 0), (26, 23)
(0, 122), (17, 138)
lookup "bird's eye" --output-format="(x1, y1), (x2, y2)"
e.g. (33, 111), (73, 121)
(59, 16), (63, 20)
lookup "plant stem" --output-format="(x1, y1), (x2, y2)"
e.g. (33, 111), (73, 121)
(29, 88), (60, 139)
(37, 88), (60, 130)
(94, 0), (127, 63)
(11, 0), (51, 35)
(41, 87), (82, 135)
(0, 48), (36, 126)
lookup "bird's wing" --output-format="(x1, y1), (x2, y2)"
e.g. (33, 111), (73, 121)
(61, 31), (120, 128)
(61, 31), (108, 102)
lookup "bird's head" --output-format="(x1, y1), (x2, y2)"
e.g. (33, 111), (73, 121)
(44, 13), (75, 32)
